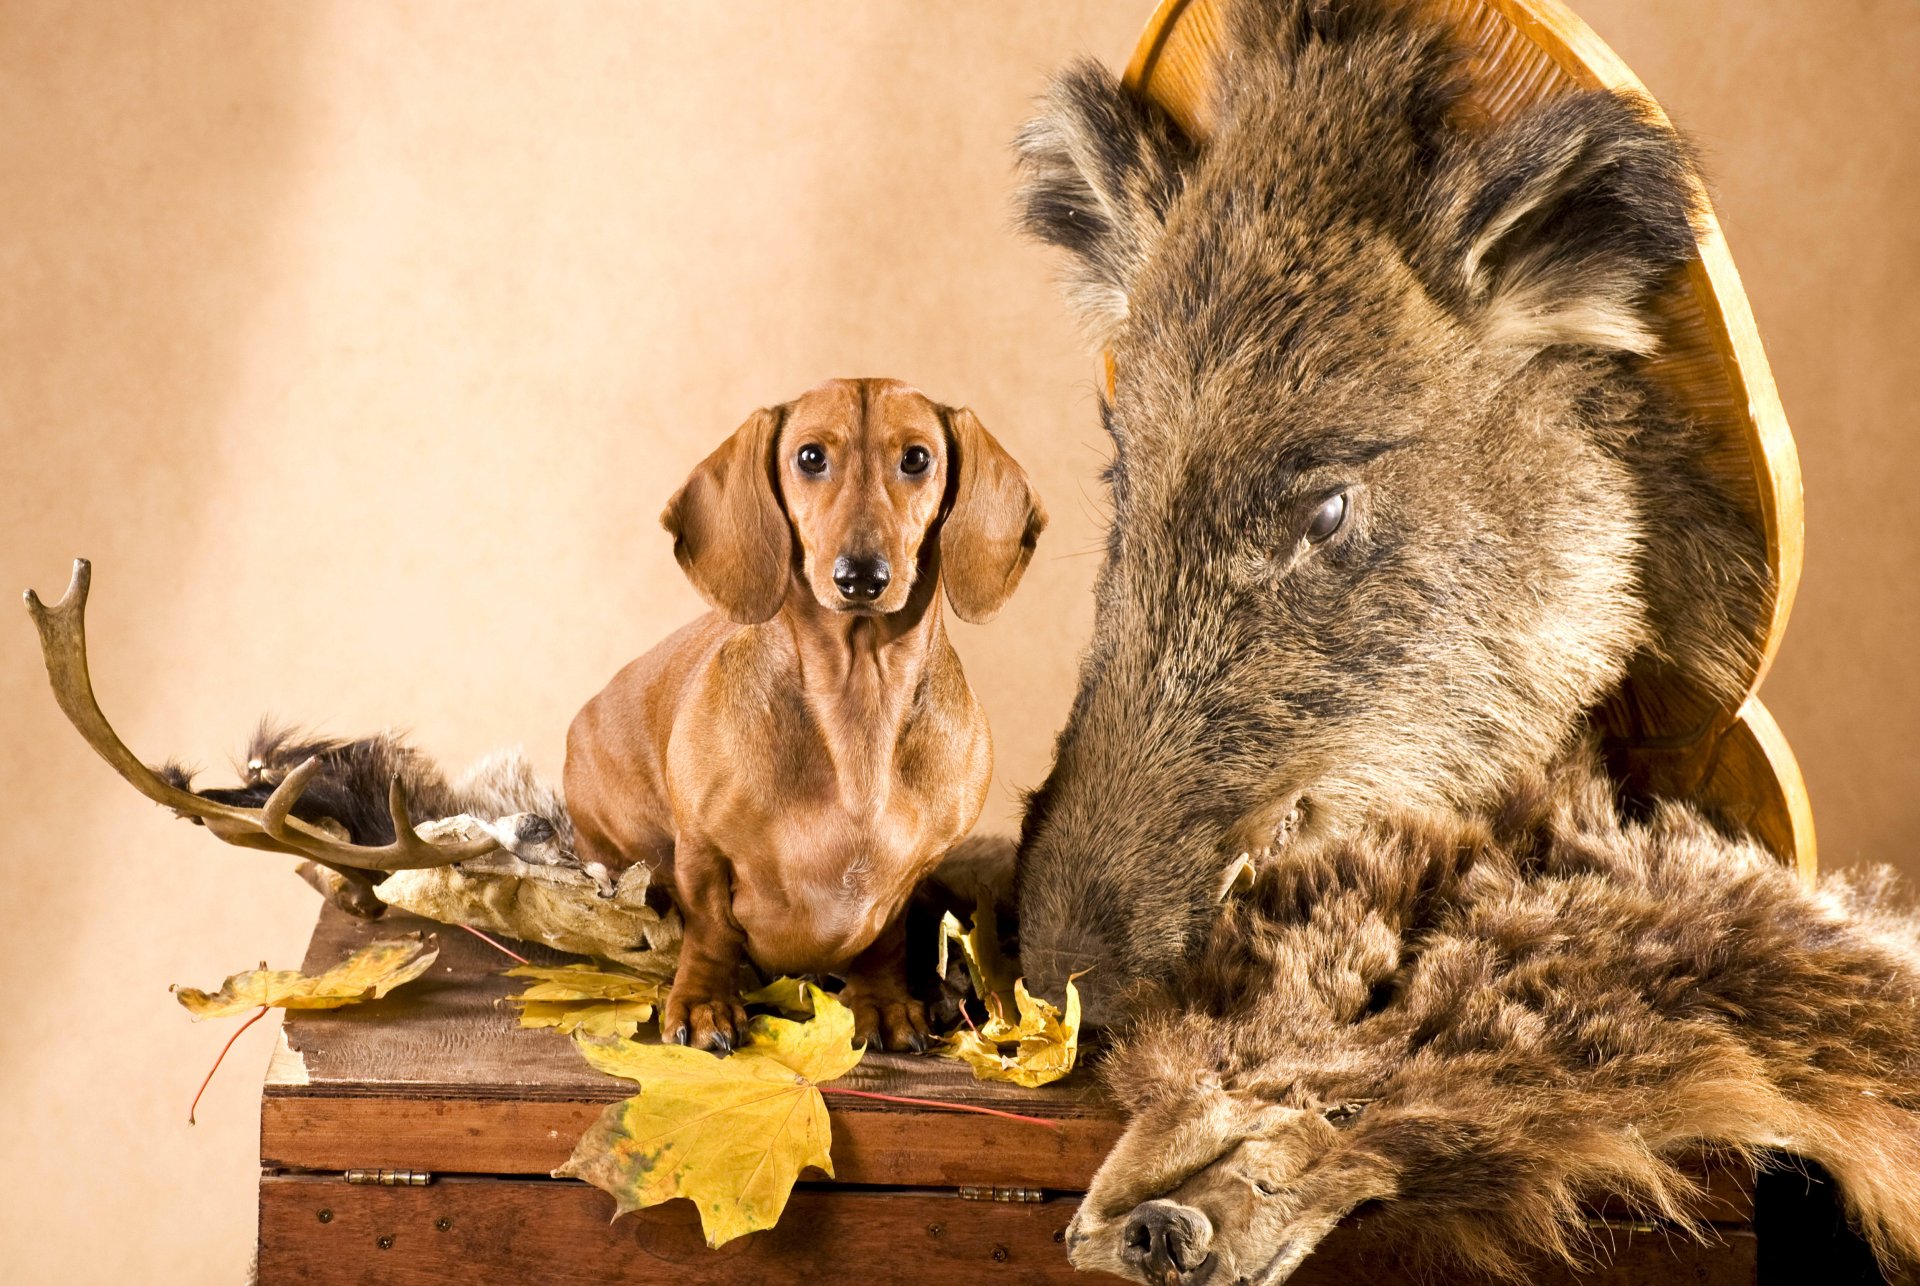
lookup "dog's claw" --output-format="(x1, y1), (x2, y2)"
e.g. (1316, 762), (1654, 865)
(666, 1023), (689, 1046)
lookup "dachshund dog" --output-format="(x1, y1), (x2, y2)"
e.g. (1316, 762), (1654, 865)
(564, 379), (1045, 1052)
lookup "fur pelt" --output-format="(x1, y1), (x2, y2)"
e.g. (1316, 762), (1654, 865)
(162, 721), (571, 851)
(1066, 745), (1920, 1282)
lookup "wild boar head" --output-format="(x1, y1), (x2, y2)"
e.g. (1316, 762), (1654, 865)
(1012, 0), (1765, 1021)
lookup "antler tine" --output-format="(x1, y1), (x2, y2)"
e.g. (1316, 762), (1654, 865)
(256, 757), (497, 869)
(25, 558), (497, 873)
(379, 771), (504, 867)
(259, 757), (325, 842)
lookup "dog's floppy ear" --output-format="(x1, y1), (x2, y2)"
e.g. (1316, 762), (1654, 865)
(660, 407), (791, 624)
(1428, 90), (1699, 358)
(940, 407), (1046, 624)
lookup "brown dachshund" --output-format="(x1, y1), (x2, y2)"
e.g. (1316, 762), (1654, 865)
(564, 379), (1045, 1052)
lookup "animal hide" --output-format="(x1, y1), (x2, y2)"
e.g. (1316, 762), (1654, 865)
(162, 724), (686, 959)
(1067, 747), (1920, 1282)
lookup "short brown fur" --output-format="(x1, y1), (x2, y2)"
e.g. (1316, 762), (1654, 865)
(565, 379), (1044, 1051)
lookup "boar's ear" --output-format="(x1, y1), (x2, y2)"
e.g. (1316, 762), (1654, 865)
(939, 407), (1046, 624)
(1430, 91), (1699, 358)
(1015, 60), (1195, 346)
(660, 407), (791, 625)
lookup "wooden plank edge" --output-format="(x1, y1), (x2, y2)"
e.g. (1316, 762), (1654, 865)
(260, 1093), (1124, 1191)
(257, 1175), (1756, 1286)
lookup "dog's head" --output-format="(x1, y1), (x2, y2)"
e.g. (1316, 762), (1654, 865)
(662, 378), (1046, 623)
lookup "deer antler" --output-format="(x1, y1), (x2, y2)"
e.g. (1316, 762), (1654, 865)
(24, 559), (499, 874)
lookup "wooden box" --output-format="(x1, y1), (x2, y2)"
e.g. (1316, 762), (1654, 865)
(256, 908), (1778, 1285)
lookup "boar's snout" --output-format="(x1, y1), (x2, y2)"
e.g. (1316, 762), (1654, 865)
(1121, 1199), (1215, 1285)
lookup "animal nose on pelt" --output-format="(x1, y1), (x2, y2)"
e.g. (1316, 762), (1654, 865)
(1121, 1199), (1214, 1284)
(832, 554), (890, 601)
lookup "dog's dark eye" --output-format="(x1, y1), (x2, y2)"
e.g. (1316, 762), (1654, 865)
(797, 444), (828, 475)
(901, 445), (932, 476)
(1305, 491), (1348, 544)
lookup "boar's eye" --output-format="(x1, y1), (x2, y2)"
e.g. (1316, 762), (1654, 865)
(1305, 491), (1349, 544)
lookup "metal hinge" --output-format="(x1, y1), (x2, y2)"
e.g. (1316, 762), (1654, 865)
(344, 1168), (433, 1186)
(958, 1185), (1045, 1203)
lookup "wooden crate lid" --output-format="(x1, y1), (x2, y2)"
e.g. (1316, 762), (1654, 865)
(262, 907), (1120, 1191)
(1115, 0), (1814, 875)
(265, 909), (1757, 1236)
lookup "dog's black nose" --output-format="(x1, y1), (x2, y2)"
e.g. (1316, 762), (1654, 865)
(833, 555), (890, 601)
(1122, 1200), (1214, 1283)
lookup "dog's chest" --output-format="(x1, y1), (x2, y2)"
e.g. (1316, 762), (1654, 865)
(727, 793), (954, 973)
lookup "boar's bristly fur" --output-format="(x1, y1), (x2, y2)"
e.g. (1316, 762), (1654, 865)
(1068, 747), (1920, 1282)
(1013, 0), (1766, 1021)
(1011, 0), (1907, 1278)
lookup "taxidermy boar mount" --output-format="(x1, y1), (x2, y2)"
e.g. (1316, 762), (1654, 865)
(1012, 0), (1771, 1024)
(1013, 0), (1920, 1280)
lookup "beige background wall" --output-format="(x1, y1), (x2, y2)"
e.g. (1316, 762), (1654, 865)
(1, 3), (1912, 1281)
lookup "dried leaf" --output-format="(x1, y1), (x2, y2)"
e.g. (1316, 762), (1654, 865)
(941, 975), (1083, 1087)
(376, 858), (681, 968)
(173, 934), (438, 1020)
(741, 976), (814, 1017)
(504, 960), (673, 1040)
(506, 958), (676, 1001)
(515, 998), (653, 1039)
(941, 898), (1018, 1021)
(556, 983), (864, 1246)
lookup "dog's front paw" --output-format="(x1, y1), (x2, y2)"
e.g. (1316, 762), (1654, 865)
(843, 984), (933, 1054)
(661, 984), (749, 1055)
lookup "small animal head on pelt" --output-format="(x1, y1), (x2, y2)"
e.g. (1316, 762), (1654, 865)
(1069, 1069), (1646, 1286)
(1012, 0), (1767, 1020)
(1067, 1085), (1393, 1286)
(1065, 787), (1685, 1286)
(661, 378), (1046, 624)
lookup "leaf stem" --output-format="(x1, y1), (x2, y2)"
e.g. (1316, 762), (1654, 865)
(455, 922), (530, 965)
(818, 1085), (1061, 1130)
(189, 1004), (270, 1125)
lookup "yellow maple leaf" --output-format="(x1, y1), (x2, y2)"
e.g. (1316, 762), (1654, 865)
(556, 983), (864, 1247)
(512, 997), (654, 1039)
(941, 975), (1083, 1088)
(741, 975), (814, 1017)
(173, 934), (439, 1020)
(504, 961), (670, 1039)
(940, 898), (1018, 1022)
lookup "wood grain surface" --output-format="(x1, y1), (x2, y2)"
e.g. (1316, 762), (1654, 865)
(258, 1175), (1758, 1286)
(265, 906), (1120, 1188)
(264, 906), (1755, 1220)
